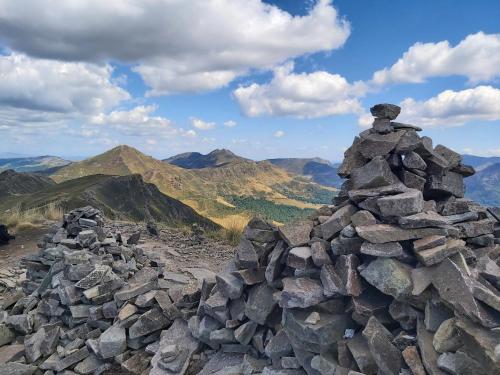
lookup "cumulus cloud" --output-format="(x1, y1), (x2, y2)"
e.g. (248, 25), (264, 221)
(0, 53), (128, 133)
(358, 86), (500, 128)
(274, 130), (285, 138)
(91, 105), (194, 138)
(0, 0), (350, 94)
(372, 32), (500, 85)
(190, 117), (215, 130)
(233, 62), (366, 118)
(224, 120), (237, 128)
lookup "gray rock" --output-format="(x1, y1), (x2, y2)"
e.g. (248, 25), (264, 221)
(0, 363), (37, 375)
(216, 273), (244, 300)
(346, 333), (377, 374)
(413, 235), (446, 252)
(425, 300), (453, 332)
(403, 151), (427, 170)
(373, 118), (392, 133)
(320, 204), (357, 240)
(351, 156), (399, 189)
(437, 353), (456, 374)
(235, 240), (259, 269)
(241, 354), (269, 374)
(320, 264), (344, 297)
(121, 351), (152, 374)
(0, 324), (15, 347)
(433, 319), (462, 353)
(359, 131), (404, 159)
(360, 258), (413, 300)
(401, 170), (427, 191)
(395, 130), (422, 153)
(401, 346), (426, 375)
(350, 210), (376, 227)
(74, 353), (103, 374)
(427, 171), (465, 198)
(399, 211), (449, 229)
(454, 219), (495, 238)
(245, 283), (276, 325)
(265, 241), (286, 283)
(99, 325), (126, 359)
(362, 316), (402, 375)
(370, 103), (401, 120)
(279, 219), (313, 247)
(279, 277), (325, 309)
(377, 189), (424, 217)
(310, 241), (332, 267)
(360, 241), (404, 257)
(348, 182), (409, 203)
(264, 330), (292, 361)
(356, 224), (447, 243)
(287, 247), (313, 270)
(417, 320), (446, 375)
(210, 328), (236, 345)
(129, 308), (170, 339)
(337, 136), (368, 178)
(234, 321), (258, 345)
(434, 145), (462, 168)
(415, 239), (465, 266)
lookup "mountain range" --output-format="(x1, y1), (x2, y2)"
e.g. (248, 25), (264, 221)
(0, 155), (71, 172)
(1, 147), (498, 229)
(49, 146), (336, 225)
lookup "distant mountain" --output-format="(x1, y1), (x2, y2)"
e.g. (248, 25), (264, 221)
(0, 174), (218, 230)
(51, 145), (337, 224)
(0, 169), (55, 197)
(267, 158), (343, 188)
(462, 155), (500, 171)
(165, 149), (249, 169)
(0, 155), (71, 173)
(465, 162), (500, 206)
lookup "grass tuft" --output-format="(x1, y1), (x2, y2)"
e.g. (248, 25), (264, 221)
(209, 215), (250, 246)
(0, 202), (64, 233)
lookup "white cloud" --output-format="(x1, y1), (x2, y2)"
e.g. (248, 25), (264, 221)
(372, 32), (500, 85)
(274, 130), (285, 138)
(224, 120), (237, 128)
(0, 53), (129, 134)
(91, 105), (194, 138)
(360, 86), (500, 128)
(233, 62), (366, 118)
(0, 0), (350, 94)
(190, 117), (215, 130)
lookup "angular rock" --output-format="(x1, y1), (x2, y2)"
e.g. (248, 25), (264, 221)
(279, 278), (325, 309)
(454, 219), (495, 238)
(234, 321), (258, 345)
(360, 258), (413, 300)
(360, 241), (404, 257)
(279, 220), (313, 247)
(402, 346), (426, 375)
(129, 308), (169, 339)
(370, 103), (401, 119)
(413, 235), (446, 252)
(415, 239), (465, 266)
(417, 320), (446, 375)
(350, 210), (376, 227)
(99, 325), (127, 359)
(426, 171), (465, 198)
(216, 273), (244, 300)
(399, 211), (449, 229)
(377, 189), (424, 217)
(403, 151), (427, 170)
(245, 283), (276, 325)
(310, 241), (332, 267)
(401, 169), (426, 191)
(337, 137), (368, 178)
(235, 240), (259, 270)
(320, 204), (357, 240)
(351, 156), (399, 189)
(287, 247), (313, 270)
(346, 333), (377, 375)
(433, 318), (462, 353)
(356, 224), (447, 243)
(359, 131), (404, 159)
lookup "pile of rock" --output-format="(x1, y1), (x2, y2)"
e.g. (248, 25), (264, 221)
(191, 104), (500, 375)
(0, 206), (203, 374)
(0, 224), (14, 246)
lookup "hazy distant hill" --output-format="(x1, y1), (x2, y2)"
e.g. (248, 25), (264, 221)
(0, 173), (218, 229)
(267, 158), (342, 187)
(52, 145), (336, 224)
(165, 149), (249, 168)
(465, 162), (500, 206)
(462, 155), (500, 171)
(0, 169), (55, 197)
(0, 155), (71, 172)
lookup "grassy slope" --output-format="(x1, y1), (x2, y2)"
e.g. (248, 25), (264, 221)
(51, 145), (337, 224)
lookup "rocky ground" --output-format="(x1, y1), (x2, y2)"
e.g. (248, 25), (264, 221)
(0, 222), (235, 299)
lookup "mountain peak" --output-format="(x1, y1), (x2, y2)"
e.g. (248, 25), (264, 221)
(166, 148), (248, 169)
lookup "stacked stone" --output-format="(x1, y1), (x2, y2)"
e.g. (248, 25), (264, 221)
(0, 206), (202, 375)
(190, 104), (500, 375)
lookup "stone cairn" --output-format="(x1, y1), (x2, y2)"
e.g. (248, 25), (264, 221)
(0, 104), (498, 375)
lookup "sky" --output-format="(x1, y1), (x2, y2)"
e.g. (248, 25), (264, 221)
(0, 0), (499, 161)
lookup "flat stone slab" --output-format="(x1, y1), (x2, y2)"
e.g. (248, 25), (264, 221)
(279, 278), (325, 309)
(360, 258), (413, 300)
(377, 189), (424, 217)
(356, 224), (447, 244)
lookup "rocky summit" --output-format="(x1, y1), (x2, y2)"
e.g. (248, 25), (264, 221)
(0, 104), (500, 375)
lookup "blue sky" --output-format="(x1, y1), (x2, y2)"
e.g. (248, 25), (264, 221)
(0, 0), (499, 161)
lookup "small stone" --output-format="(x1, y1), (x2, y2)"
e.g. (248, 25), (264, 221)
(372, 118), (392, 133)
(304, 312), (320, 325)
(127, 232), (141, 245)
(360, 241), (404, 257)
(320, 204), (357, 240)
(279, 219), (313, 247)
